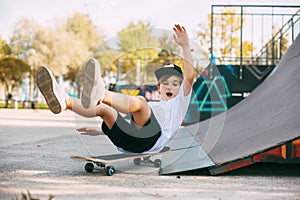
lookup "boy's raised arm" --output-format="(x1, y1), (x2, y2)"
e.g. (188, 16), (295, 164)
(172, 24), (194, 96)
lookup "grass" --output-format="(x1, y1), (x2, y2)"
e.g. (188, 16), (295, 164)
(0, 102), (49, 109)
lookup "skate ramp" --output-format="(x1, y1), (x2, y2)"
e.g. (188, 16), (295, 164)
(160, 34), (300, 174)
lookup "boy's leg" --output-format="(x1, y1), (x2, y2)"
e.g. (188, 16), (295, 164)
(102, 90), (151, 127)
(37, 58), (151, 127)
(81, 58), (105, 109)
(82, 59), (151, 127)
(69, 98), (118, 129)
(36, 66), (105, 118)
(36, 66), (68, 114)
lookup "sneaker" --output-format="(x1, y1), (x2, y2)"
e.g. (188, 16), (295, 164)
(37, 66), (67, 114)
(81, 58), (105, 109)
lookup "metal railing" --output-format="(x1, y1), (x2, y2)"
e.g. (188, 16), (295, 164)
(210, 5), (300, 68)
(253, 9), (300, 66)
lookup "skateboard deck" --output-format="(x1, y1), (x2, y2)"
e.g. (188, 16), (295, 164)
(71, 146), (170, 176)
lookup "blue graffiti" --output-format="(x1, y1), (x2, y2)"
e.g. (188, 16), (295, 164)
(191, 76), (230, 112)
(224, 65), (238, 79)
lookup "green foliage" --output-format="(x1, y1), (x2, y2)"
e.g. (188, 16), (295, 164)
(0, 55), (30, 107)
(0, 36), (31, 107)
(9, 13), (105, 80)
(157, 35), (180, 58)
(114, 21), (159, 83)
(66, 12), (104, 51)
(197, 7), (254, 64)
(0, 37), (11, 56)
(0, 56), (30, 90)
(3, 14), (188, 89)
(117, 21), (160, 67)
(112, 21), (185, 84)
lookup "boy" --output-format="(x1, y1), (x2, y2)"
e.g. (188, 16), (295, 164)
(37, 24), (194, 154)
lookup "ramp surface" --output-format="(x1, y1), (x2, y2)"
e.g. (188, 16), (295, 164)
(160, 34), (300, 174)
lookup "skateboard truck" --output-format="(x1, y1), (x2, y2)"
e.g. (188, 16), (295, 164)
(85, 162), (115, 176)
(133, 156), (162, 168)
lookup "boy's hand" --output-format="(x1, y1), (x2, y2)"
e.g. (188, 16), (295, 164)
(173, 24), (189, 47)
(76, 127), (103, 136)
(172, 24), (194, 96)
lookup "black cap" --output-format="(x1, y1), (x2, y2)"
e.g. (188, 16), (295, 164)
(155, 64), (183, 81)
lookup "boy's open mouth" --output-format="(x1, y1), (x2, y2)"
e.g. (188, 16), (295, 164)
(166, 92), (173, 97)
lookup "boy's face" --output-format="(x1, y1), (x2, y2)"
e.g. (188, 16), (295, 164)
(158, 75), (182, 101)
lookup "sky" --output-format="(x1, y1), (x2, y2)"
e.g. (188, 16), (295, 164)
(0, 0), (299, 42)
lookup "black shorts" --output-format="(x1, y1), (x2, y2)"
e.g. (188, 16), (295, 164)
(101, 111), (161, 153)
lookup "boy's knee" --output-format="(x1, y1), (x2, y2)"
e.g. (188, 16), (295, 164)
(136, 95), (148, 106)
(132, 96), (148, 111)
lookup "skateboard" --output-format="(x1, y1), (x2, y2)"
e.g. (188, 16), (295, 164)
(71, 146), (170, 176)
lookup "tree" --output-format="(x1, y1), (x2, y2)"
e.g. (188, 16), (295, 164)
(118, 22), (159, 65)
(8, 13), (105, 98)
(9, 13), (105, 77)
(60, 12), (106, 95)
(0, 37), (11, 57)
(9, 18), (51, 101)
(158, 34), (180, 59)
(0, 37), (31, 107)
(63, 12), (105, 77)
(197, 7), (254, 64)
(261, 25), (289, 65)
(66, 12), (104, 51)
(115, 21), (162, 84)
(0, 56), (30, 107)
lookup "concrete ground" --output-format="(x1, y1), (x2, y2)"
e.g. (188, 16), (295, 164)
(0, 109), (299, 200)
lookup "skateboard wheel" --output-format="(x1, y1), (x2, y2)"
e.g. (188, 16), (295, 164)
(133, 158), (141, 165)
(154, 159), (162, 168)
(105, 166), (115, 176)
(85, 162), (94, 173)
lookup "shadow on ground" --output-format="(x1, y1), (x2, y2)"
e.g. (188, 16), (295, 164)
(174, 163), (300, 177)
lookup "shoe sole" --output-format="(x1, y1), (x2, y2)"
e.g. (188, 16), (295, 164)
(37, 67), (62, 114)
(81, 59), (99, 108)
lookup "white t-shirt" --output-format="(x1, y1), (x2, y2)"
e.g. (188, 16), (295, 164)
(144, 84), (192, 153)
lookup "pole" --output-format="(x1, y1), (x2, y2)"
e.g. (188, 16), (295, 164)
(29, 65), (34, 102)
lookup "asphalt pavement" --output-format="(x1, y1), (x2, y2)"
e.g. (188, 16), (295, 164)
(0, 109), (299, 200)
